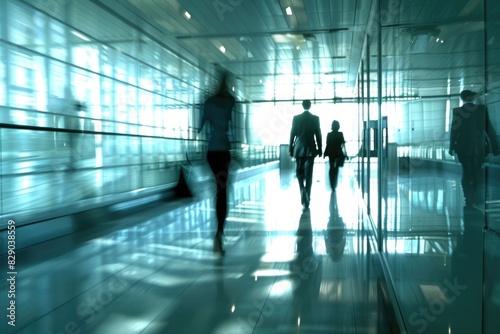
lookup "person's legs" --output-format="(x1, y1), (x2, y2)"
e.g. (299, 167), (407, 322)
(459, 155), (483, 206)
(296, 158), (305, 190)
(296, 158), (307, 205)
(470, 155), (485, 205)
(304, 157), (315, 202)
(329, 159), (339, 190)
(207, 151), (231, 253)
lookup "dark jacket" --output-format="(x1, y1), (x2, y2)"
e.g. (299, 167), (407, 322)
(449, 103), (499, 157)
(289, 111), (322, 158)
(324, 131), (345, 158)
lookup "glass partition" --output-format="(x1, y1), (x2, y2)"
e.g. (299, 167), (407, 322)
(356, 0), (500, 332)
(0, 0), (278, 231)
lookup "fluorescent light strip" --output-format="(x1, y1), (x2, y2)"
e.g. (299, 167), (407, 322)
(70, 30), (91, 41)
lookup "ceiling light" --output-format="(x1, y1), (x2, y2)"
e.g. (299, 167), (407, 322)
(71, 30), (91, 41)
(184, 11), (191, 20)
(219, 45), (226, 53)
(285, 6), (293, 15)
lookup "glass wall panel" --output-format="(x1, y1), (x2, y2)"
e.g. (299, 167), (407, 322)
(0, 0), (277, 231)
(484, 1), (500, 332)
(375, 0), (492, 333)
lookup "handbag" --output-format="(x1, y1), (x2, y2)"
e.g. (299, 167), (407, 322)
(335, 153), (346, 167)
(335, 144), (348, 167)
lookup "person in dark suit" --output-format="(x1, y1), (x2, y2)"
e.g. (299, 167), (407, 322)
(449, 90), (500, 207)
(289, 100), (322, 208)
(324, 120), (347, 191)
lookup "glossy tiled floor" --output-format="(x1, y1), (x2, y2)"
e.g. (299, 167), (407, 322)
(1, 162), (391, 334)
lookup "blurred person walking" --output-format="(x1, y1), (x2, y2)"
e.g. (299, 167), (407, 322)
(198, 73), (235, 255)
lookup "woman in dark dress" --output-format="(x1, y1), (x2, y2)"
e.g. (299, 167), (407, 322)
(198, 74), (235, 255)
(324, 120), (347, 191)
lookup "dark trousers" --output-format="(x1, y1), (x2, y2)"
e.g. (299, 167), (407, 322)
(328, 159), (340, 190)
(458, 154), (485, 205)
(295, 157), (315, 200)
(207, 151), (231, 233)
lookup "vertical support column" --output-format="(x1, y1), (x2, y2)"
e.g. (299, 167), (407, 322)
(366, 36), (371, 216)
(377, 0), (384, 253)
(0, 0), (7, 213)
(358, 69), (363, 187)
(3, 0), (10, 112)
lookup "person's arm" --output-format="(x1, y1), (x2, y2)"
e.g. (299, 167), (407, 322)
(449, 108), (460, 155)
(315, 117), (322, 157)
(485, 108), (500, 155)
(228, 98), (235, 142)
(324, 133), (330, 157)
(289, 117), (297, 156)
(198, 107), (207, 134)
(341, 133), (348, 159)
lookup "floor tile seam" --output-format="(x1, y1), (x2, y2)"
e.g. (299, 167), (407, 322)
(12, 260), (179, 333)
(17, 233), (212, 326)
(345, 244), (365, 334)
(6, 198), (213, 270)
(247, 273), (283, 334)
(16, 243), (216, 333)
(24, 219), (213, 273)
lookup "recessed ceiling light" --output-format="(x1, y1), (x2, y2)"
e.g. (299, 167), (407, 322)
(219, 46), (226, 53)
(184, 11), (191, 20)
(285, 7), (293, 16)
(71, 30), (91, 41)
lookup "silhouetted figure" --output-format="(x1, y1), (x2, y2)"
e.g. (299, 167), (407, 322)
(324, 120), (347, 191)
(324, 192), (346, 262)
(199, 74), (235, 255)
(449, 90), (500, 207)
(289, 100), (322, 208)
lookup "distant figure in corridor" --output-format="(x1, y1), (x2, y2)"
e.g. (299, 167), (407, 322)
(324, 120), (347, 191)
(289, 99), (322, 208)
(449, 90), (500, 207)
(199, 73), (235, 255)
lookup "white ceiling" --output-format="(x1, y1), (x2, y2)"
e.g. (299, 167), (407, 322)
(88, 0), (494, 103)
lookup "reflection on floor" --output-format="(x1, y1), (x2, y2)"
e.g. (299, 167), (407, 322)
(1, 162), (392, 334)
